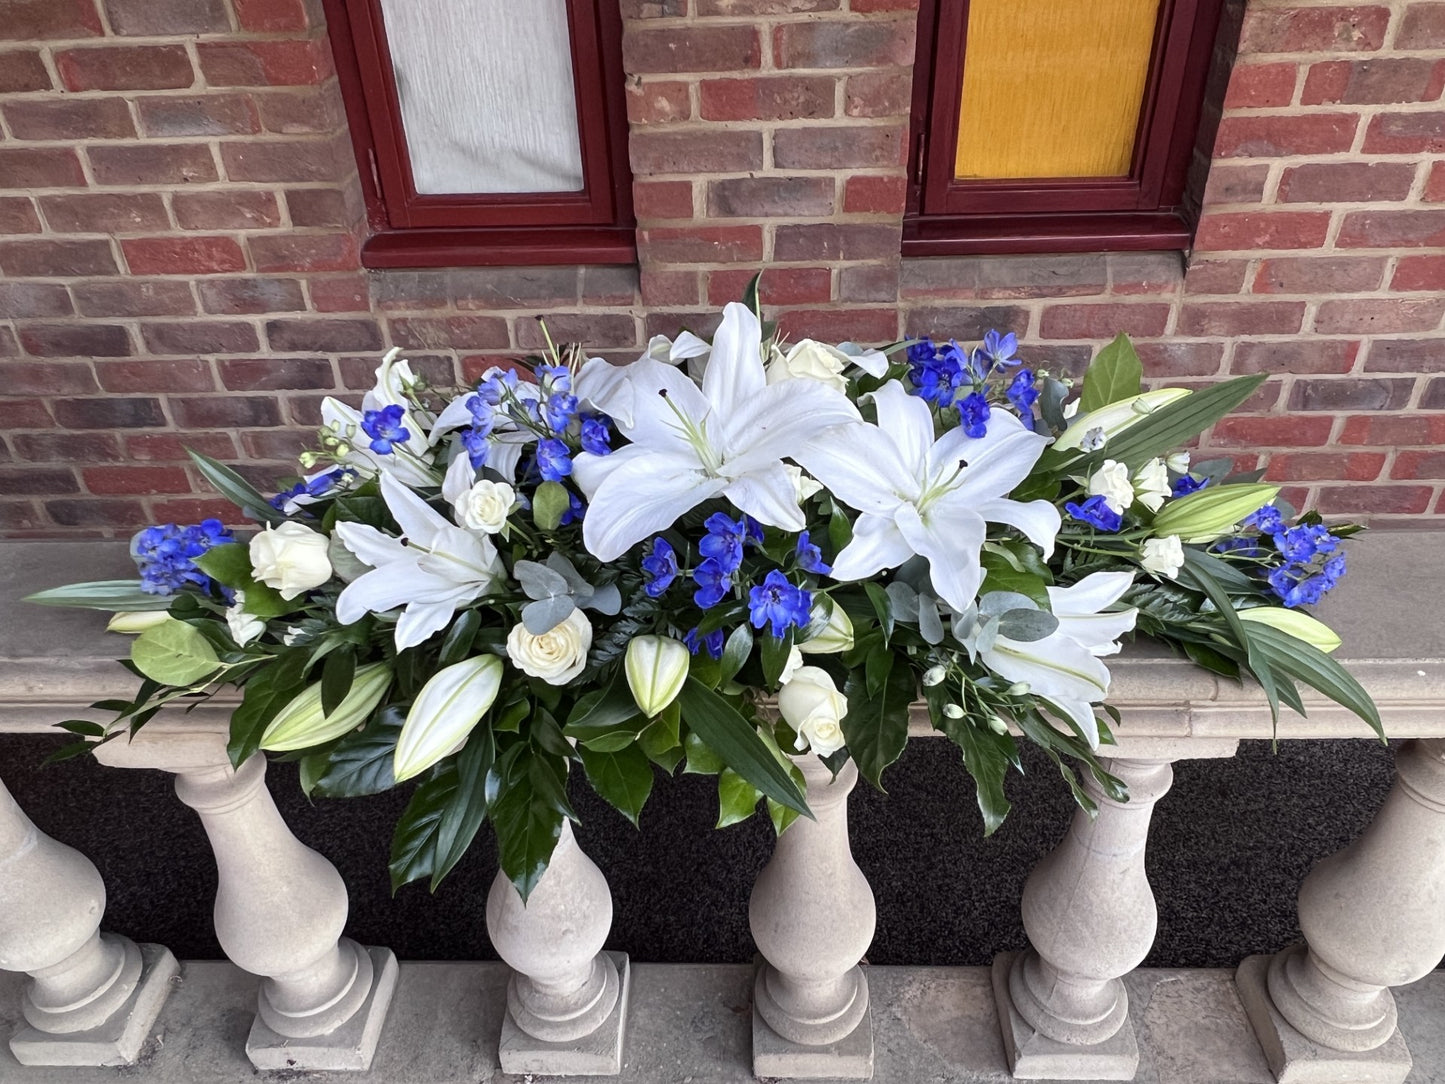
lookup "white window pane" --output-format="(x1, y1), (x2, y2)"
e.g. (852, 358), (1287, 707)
(378, 0), (585, 195)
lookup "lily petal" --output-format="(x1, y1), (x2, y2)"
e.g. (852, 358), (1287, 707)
(972, 496), (1061, 559)
(984, 632), (1112, 704)
(583, 451), (727, 561)
(701, 302), (766, 413)
(380, 471), (446, 548)
(868, 381), (934, 477)
(795, 424), (920, 515)
(829, 513), (914, 582)
(723, 462), (807, 532)
(894, 501), (987, 613)
(395, 598), (461, 651)
(334, 519), (404, 570)
(1049, 570), (1136, 617)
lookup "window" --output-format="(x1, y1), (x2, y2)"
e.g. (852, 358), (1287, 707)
(325, 0), (634, 267)
(906, 0), (1227, 255)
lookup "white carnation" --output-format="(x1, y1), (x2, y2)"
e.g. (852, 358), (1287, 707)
(1140, 535), (1185, 578)
(1086, 460), (1135, 515)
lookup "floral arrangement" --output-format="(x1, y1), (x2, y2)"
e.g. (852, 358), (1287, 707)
(30, 283), (1380, 899)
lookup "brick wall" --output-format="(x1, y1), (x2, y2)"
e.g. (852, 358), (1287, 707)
(1, 0), (1443, 536)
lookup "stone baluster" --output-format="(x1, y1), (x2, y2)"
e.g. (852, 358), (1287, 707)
(486, 817), (629, 1076)
(93, 732), (397, 1071)
(749, 755), (876, 1080)
(0, 773), (177, 1066)
(1236, 737), (1445, 1084)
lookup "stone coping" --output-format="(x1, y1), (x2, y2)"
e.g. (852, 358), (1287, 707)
(1, 534), (1441, 741)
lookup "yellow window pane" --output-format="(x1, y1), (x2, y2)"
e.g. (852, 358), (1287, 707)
(954, 0), (1162, 181)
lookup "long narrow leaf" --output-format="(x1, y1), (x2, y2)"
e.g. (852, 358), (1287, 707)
(1244, 623), (1384, 738)
(25, 580), (170, 612)
(188, 450), (287, 525)
(1099, 374), (1269, 470)
(1180, 548), (1282, 726)
(676, 678), (810, 818)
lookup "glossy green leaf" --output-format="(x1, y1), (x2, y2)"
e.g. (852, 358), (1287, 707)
(131, 619), (220, 687)
(716, 768), (761, 828)
(841, 662), (914, 791)
(189, 449), (286, 525)
(320, 648), (355, 718)
(676, 678), (809, 817)
(227, 650), (307, 767)
(1079, 333), (1143, 413)
(314, 708), (402, 798)
(490, 755), (567, 901)
(578, 743), (653, 827)
(938, 711), (1013, 834)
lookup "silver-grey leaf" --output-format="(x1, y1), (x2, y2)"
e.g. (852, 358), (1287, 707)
(515, 560), (570, 601)
(997, 608), (1059, 643)
(544, 552), (590, 593)
(979, 590), (1037, 618)
(584, 583), (622, 615)
(521, 595), (574, 635)
(918, 596), (944, 645)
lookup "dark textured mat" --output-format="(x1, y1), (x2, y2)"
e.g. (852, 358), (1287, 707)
(0, 734), (1397, 968)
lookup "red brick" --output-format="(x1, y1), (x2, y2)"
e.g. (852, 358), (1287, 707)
(1365, 340), (1445, 372)
(776, 307), (898, 344)
(267, 317), (384, 352)
(171, 396), (281, 428)
(639, 268), (700, 306)
(707, 266), (832, 306)
(1317, 485), (1432, 515)
(45, 498), (149, 528)
(626, 79), (691, 125)
(620, 0), (688, 15)
(449, 267), (581, 309)
(137, 94), (259, 137)
(623, 26), (761, 74)
(1233, 339), (1360, 376)
(339, 353), (455, 390)
(1337, 210), (1445, 247)
(0, 148), (86, 189)
(219, 356), (333, 391)
(0, 283), (71, 319)
(1398, 3), (1445, 48)
(1302, 58), (1445, 104)
(0, 198), (42, 235)
(3, 98), (133, 139)
(73, 280), (196, 317)
(697, 0), (837, 12)
(252, 87), (346, 134)
(844, 69), (912, 118)
(232, 0), (313, 31)
(1240, 6), (1390, 52)
(2, 360), (94, 393)
(843, 174), (906, 214)
(173, 191), (282, 231)
(0, 469), (80, 497)
(220, 136), (351, 183)
(1278, 162), (1416, 203)
(39, 193), (168, 234)
(198, 277), (306, 315)
(1291, 377), (1415, 411)
(516, 313), (638, 351)
(1427, 161), (1445, 202)
(122, 236), (246, 275)
(196, 39), (335, 87)
(1039, 303), (1171, 339)
(698, 75), (834, 121)
(638, 225), (764, 264)
(306, 274), (369, 312)
(707, 176), (835, 218)
(1213, 114), (1357, 157)
(1424, 379), (1445, 409)
(0, 0), (102, 40)
(370, 271), (448, 310)
(1341, 413), (1445, 444)
(773, 19), (914, 68)
(1391, 450), (1445, 479)
(0, 49), (51, 92)
(239, 429), (309, 460)
(1392, 255), (1445, 292)
(1224, 62), (1299, 108)
(124, 431), (236, 461)
(1135, 341), (1225, 378)
(581, 266), (639, 306)
(96, 359), (215, 393)
(1202, 163), (1270, 206)
(1361, 111), (1445, 153)
(630, 129), (763, 174)
(1177, 301), (1306, 336)
(14, 433), (123, 464)
(1252, 256), (1386, 294)
(148, 497), (241, 525)
(1209, 416), (1334, 447)
(83, 466), (191, 495)
(140, 321), (260, 356)
(773, 124), (905, 169)
(0, 238), (116, 277)
(387, 316), (505, 351)
(1181, 259), (1250, 295)
(103, 0), (227, 34)
(774, 222), (898, 261)
(56, 45), (193, 91)
(633, 179), (695, 220)
(23, 324), (136, 358)
(88, 144), (217, 186)
(285, 188), (360, 229)
(1315, 298), (1445, 334)
(249, 232), (360, 273)
(838, 262), (899, 303)
(54, 397), (164, 429)
(903, 305), (1028, 342)
(1266, 452), (1387, 482)
(1194, 211), (1330, 251)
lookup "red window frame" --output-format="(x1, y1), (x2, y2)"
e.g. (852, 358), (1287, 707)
(323, 0), (635, 268)
(905, 0), (1227, 256)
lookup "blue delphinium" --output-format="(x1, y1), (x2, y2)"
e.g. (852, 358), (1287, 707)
(1268, 555), (1346, 608)
(693, 558), (731, 610)
(544, 391), (579, 432)
(957, 391), (991, 438)
(1261, 519), (1345, 607)
(700, 512), (750, 574)
(132, 520), (234, 596)
(1065, 495), (1123, 533)
(460, 426), (490, 469)
(475, 368), (518, 407)
(580, 414), (612, 456)
(1273, 523), (1337, 564)
(1006, 369), (1038, 425)
(908, 342), (967, 408)
(1172, 474), (1209, 498)
(641, 537), (679, 597)
(684, 626), (725, 659)
(537, 362), (571, 393)
(269, 468), (348, 512)
(748, 570), (812, 639)
(1245, 504), (1284, 534)
(795, 530), (830, 574)
(560, 492), (586, 526)
(535, 438), (573, 482)
(970, 330), (1020, 379)
(361, 404), (409, 455)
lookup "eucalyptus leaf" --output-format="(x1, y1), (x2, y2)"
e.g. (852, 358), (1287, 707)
(515, 560), (570, 600)
(997, 608), (1059, 643)
(918, 595), (944, 644)
(585, 583), (622, 615)
(521, 595), (575, 635)
(979, 591), (1037, 618)
(131, 619), (221, 687)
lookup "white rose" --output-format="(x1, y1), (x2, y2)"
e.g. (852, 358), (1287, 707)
(778, 666), (848, 756)
(1086, 460), (1135, 515)
(765, 339), (849, 395)
(777, 646), (805, 686)
(1140, 535), (1185, 578)
(1132, 458), (1170, 513)
(249, 521), (333, 600)
(506, 610), (593, 685)
(225, 591), (265, 646)
(452, 479), (515, 534)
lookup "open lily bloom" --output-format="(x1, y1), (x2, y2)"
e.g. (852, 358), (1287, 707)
(319, 349), (437, 489)
(336, 472), (506, 650)
(427, 366), (543, 484)
(979, 571), (1139, 748)
(796, 381), (1060, 613)
(571, 302), (861, 561)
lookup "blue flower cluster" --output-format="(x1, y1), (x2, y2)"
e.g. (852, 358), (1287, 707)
(905, 329), (1027, 435)
(1263, 516), (1346, 607)
(361, 404), (410, 455)
(749, 570), (812, 639)
(269, 468), (350, 513)
(1065, 494), (1122, 533)
(131, 519), (234, 596)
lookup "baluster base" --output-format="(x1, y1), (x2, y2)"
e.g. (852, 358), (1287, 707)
(9, 942), (177, 1067)
(991, 952), (1140, 1081)
(245, 945), (398, 1072)
(1235, 952), (1412, 1084)
(499, 950), (630, 1076)
(751, 957), (874, 1080)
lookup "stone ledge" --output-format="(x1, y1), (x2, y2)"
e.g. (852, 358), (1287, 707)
(2, 961), (1443, 1083)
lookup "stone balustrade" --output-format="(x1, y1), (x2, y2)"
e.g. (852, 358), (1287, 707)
(1, 533), (1443, 1082)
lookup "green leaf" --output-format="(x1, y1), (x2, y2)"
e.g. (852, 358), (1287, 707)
(314, 708), (402, 798)
(718, 624), (754, 686)
(1095, 374), (1269, 470)
(683, 731), (727, 775)
(842, 662), (914, 791)
(227, 650), (307, 767)
(389, 731), (496, 893)
(431, 730), (495, 889)
(320, 648), (355, 718)
(189, 449), (286, 525)
(25, 580), (171, 612)
(1242, 623), (1383, 739)
(676, 678), (809, 818)
(533, 481), (571, 532)
(578, 743), (653, 827)
(741, 271), (762, 317)
(1079, 333), (1143, 413)
(1179, 548), (1282, 726)
(760, 629), (794, 687)
(389, 770), (454, 893)
(938, 711), (1013, 834)
(438, 611), (482, 668)
(490, 754), (567, 901)
(716, 768), (762, 828)
(979, 552), (1051, 608)
(56, 719), (107, 738)
(191, 543), (253, 590)
(864, 581), (894, 642)
(131, 619), (221, 687)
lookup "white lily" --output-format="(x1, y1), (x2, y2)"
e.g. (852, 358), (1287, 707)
(978, 572), (1138, 748)
(335, 472), (506, 650)
(319, 348), (437, 488)
(394, 655), (504, 782)
(570, 302), (861, 561)
(795, 381), (1060, 614)
(428, 366), (542, 484)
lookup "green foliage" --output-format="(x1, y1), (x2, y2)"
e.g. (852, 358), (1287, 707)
(24, 580), (171, 612)
(841, 662), (915, 791)
(676, 678), (809, 818)
(130, 619), (220, 687)
(188, 450), (287, 525)
(1078, 334), (1143, 413)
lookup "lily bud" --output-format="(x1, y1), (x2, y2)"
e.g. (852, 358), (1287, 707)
(942, 703), (965, 719)
(798, 604), (854, 654)
(921, 665), (947, 687)
(1053, 389), (1192, 452)
(624, 635), (689, 718)
(1240, 608), (1342, 654)
(260, 662), (392, 752)
(394, 656), (504, 782)
(106, 610), (170, 634)
(1152, 483), (1280, 543)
